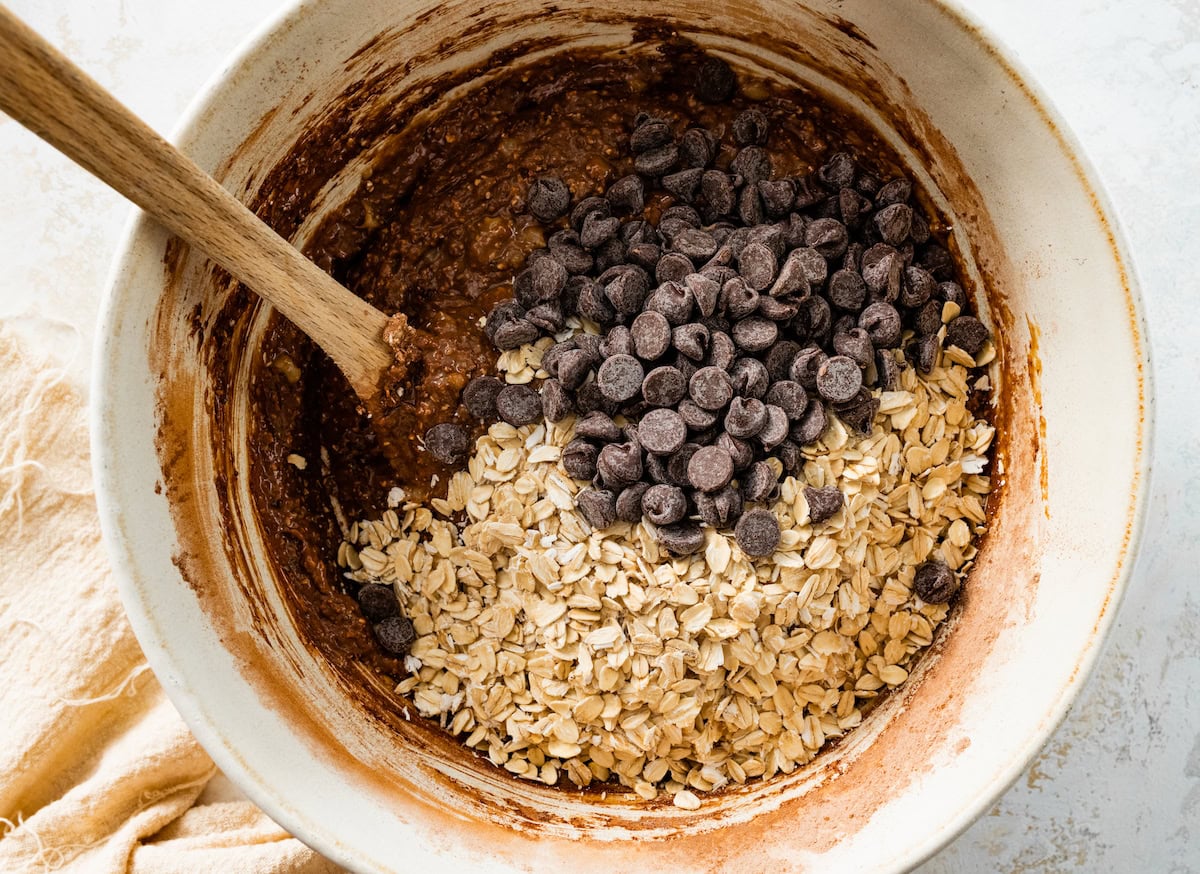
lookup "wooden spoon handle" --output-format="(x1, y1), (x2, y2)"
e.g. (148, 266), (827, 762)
(0, 5), (392, 399)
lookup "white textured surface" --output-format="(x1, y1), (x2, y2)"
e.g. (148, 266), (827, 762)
(1, 0), (1195, 870)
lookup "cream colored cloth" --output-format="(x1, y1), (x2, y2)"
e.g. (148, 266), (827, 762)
(0, 326), (342, 873)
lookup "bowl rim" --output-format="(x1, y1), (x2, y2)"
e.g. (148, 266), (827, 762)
(91, 1), (1156, 870)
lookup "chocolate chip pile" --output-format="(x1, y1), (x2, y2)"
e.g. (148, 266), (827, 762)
(424, 57), (991, 559)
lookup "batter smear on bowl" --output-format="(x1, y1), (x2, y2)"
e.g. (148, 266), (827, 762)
(248, 43), (996, 807)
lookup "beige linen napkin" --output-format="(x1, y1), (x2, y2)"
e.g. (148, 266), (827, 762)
(0, 325), (341, 873)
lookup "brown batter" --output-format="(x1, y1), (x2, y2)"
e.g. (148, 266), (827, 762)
(244, 44), (944, 691)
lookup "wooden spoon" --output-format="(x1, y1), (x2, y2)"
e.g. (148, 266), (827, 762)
(0, 5), (395, 402)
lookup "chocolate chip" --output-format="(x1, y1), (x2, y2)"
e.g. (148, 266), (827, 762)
(737, 185), (765, 225)
(842, 242), (864, 271)
(538, 379), (574, 423)
(636, 408), (687, 456)
(803, 217), (848, 258)
(462, 375), (504, 419)
(572, 412), (618, 443)
(627, 311), (670, 361)
(874, 203), (913, 245)
(645, 281), (694, 325)
(734, 508), (780, 557)
(576, 488), (617, 530)
(740, 460), (777, 503)
(768, 249), (811, 298)
(731, 146), (771, 185)
(493, 318), (539, 350)
(673, 322), (710, 361)
(671, 228), (719, 262)
(725, 397), (768, 438)
(938, 281), (967, 306)
(679, 399), (719, 431)
(485, 299), (524, 342)
(689, 366), (734, 410)
(599, 325), (633, 359)
(374, 615), (417, 656)
(658, 521), (706, 555)
(804, 485), (843, 523)
(738, 242), (778, 291)
(838, 187), (871, 226)
(792, 295), (832, 341)
(900, 265), (937, 308)
(672, 353), (700, 383)
(776, 440), (802, 476)
(910, 210), (931, 245)
(914, 299), (943, 336)
(569, 196), (610, 231)
(730, 108), (768, 145)
(527, 175), (571, 223)
(548, 229), (593, 274)
(629, 114), (668, 145)
(563, 439), (600, 480)
(613, 483), (651, 522)
(832, 313), (857, 337)
(701, 170), (736, 216)
(688, 445), (735, 492)
(828, 268), (868, 310)
(597, 441), (643, 488)
(833, 328), (874, 369)
(914, 560), (959, 603)
(635, 144), (679, 177)
(861, 243), (903, 301)
(575, 381), (618, 416)
(696, 485), (743, 528)
(716, 432), (754, 470)
(679, 127), (718, 168)
(685, 273), (721, 318)
(876, 177), (912, 206)
(605, 267), (650, 314)
(357, 583), (399, 622)
(910, 332), (940, 374)
(859, 301), (902, 347)
(836, 390), (879, 434)
(764, 380), (808, 419)
(729, 357), (770, 399)
(720, 277), (760, 321)
(818, 152), (855, 190)
(662, 168), (703, 203)
(496, 384), (542, 426)
(730, 316), (776, 353)
(789, 345), (827, 389)
(756, 296), (798, 321)
(764, 340), (801, 381)
(529, 256), (567, 303)
(580, 212), (621, 249)
(526, 302), (564, 333)
(919, 244), (955, 280)
(596, 354), (644, 402)
(758, 179), (795, 217)
(656, 252), (695, 284)
(697, 55), (737, 101)
(758, 404), (789, 449)
(577, 277), (616, 324)
(875, 348), (901, 389)
(607, 174), (645, 214)
(792, 399), (828, 444)
(946, 315), (989, 356)
(667, 443), (700, 486)
(640, 366), (685, 407)
(815, 355), (863, 404)
(557, 347), (594, 390)
(641, 484), (688, 525)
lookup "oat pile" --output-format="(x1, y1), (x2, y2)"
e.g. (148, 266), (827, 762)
(338, 332), (993, 807)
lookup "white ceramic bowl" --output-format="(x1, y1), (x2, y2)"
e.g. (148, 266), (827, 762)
(93, 1), (1151, 871)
